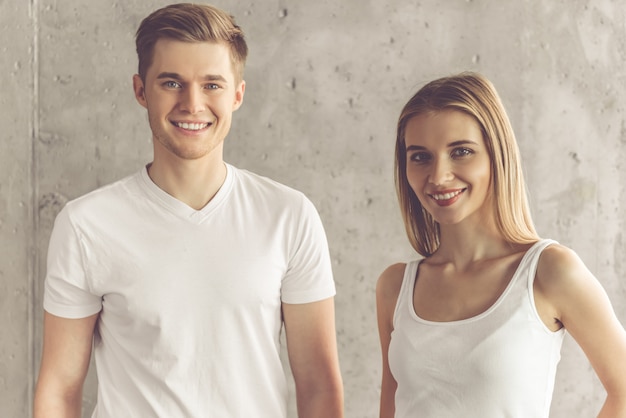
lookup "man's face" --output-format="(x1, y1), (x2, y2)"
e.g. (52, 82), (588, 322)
(133, 39), (245, 161)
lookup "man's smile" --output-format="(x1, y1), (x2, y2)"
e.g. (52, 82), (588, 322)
(171, 121), (211, 131)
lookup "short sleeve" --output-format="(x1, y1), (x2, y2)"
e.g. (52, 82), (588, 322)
(43, 205), (103, 318)
(280, 195), (336, 304)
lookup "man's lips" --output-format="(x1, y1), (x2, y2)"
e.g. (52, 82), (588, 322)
(171, 121), (211, 131)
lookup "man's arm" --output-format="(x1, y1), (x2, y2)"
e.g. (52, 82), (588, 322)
(34, 311), (99, 418)
(282, 297), (344, 418)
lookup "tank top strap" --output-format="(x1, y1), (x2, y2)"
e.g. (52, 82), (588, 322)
(393, 260), (421, 329)
(519, 239), (559, 287)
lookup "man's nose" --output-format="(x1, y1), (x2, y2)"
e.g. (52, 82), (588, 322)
(180, 87), (206, 114)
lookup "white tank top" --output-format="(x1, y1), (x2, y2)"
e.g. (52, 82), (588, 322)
(388, 239), (565, 418)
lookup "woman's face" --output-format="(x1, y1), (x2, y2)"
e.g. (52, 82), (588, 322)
(404, 109), (492, 227)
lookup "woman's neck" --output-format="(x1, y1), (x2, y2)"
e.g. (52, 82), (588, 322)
(433, 218), (515, 269)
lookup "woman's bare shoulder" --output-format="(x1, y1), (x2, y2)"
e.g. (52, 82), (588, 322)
(535, 243), (598, 310)
(376, 262), (408, 299)
(536, 243), (591, 286)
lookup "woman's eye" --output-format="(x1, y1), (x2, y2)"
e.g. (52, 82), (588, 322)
(410, 152), (431, 163)
(452, 148), (473, 158)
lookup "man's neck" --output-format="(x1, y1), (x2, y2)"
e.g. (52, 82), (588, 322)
(147, 152), (227, 211)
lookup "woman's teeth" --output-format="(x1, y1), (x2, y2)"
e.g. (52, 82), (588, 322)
(431, 190), (463, 201)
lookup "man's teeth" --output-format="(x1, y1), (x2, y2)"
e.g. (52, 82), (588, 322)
(176, 122), (209, 130)
(432, 190), (463, 201)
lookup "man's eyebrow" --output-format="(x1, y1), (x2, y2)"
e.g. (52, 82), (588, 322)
(156, 72), (183, 80)
(156, 72), (227, 83)
(202, 74), (227, 82)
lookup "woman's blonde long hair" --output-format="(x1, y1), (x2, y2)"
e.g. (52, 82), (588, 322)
(395, 72), (538, 257)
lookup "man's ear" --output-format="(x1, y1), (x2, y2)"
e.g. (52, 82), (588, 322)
(133, 74), (148, 109)
(232, 80), (245, 111)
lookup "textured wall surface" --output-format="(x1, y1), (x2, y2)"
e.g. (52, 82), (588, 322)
(1, 0), (625, 417)
(1, 0), (35, 415)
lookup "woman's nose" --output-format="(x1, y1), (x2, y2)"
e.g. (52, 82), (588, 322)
(428, 158), (454, 185)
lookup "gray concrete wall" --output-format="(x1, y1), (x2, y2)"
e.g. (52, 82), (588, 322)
(1, 0), (35, 415)
(1, 0), (624, 416)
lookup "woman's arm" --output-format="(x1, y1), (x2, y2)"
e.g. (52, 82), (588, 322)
(376, 263), (406, 418)
(536, 244), (626, 417)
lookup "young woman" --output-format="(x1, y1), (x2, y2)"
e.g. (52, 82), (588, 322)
(376, 72), (626, 418)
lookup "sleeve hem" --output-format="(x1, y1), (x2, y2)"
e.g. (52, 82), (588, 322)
(281, 285), (336, 305)
(43, 301), (102, 319)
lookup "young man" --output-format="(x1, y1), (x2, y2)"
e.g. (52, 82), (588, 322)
(34, 4), (343, 417)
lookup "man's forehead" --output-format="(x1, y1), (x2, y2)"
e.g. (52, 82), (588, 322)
(147, 39), (235, 79)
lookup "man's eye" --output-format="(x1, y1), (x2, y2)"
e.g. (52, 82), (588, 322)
(163, 81), (181, 88)
(205, 83), (220, 90)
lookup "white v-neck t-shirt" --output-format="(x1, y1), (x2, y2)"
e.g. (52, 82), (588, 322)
(44, 164), (336, 417)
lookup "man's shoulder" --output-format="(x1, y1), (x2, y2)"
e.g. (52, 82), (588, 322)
(64, 170), (142, 215)
(230, 165), (306, 201)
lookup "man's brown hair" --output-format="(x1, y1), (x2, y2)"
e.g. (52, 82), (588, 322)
(135, 3), (248, 82)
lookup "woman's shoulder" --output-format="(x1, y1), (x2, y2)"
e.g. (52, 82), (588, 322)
(535, 242), (596, 303)
(536, 242), (589, 281)
(376, 263), (410, 326)
(376, 262), (409, 299)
